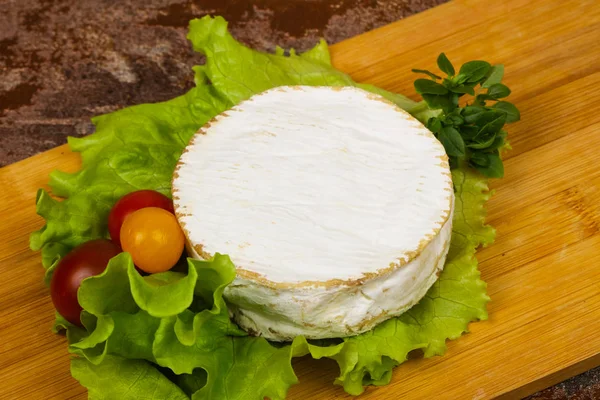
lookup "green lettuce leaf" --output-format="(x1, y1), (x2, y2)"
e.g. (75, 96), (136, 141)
(71, 355), (189, 400)
(59, 254), (303, 400)
(187, 17), (418, 112)
(34, 15), (494, 400)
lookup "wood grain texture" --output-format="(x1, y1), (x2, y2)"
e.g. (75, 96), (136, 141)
(1, 0), (599, 398)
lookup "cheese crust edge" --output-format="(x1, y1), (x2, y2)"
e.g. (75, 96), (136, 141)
(172, 85), (453, 290)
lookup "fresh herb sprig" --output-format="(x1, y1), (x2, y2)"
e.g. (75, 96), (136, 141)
(412, 53), (520, 178)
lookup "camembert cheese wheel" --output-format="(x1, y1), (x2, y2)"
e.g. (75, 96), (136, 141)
(173, 86), (454, 341)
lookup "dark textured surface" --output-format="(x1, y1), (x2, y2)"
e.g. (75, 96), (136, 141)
(0, 0), (447, 166)
(0, 0), (598, 398)
(527, 368), (600, 400)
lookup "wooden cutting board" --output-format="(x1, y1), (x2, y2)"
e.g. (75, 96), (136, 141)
(1, 0), (599, 398)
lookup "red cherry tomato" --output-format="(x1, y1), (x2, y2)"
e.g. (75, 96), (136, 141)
(108, 190), (174, 245)
(50, 239), (121, 326)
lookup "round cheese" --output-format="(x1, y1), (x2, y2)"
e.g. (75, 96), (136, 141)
(172, 86), (454, 341)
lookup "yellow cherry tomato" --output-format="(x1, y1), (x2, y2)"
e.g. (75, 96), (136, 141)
(120, 207), (185, 274)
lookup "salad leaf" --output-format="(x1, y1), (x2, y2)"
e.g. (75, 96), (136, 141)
(62, 254), (301, 399)
(33, 15), (496, 399)
(71, 355), (189, 400)
(187, 17), (418, 112)
(128, 267), (198, 318)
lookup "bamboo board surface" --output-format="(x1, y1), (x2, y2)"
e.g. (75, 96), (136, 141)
(1, 0), (600, 398)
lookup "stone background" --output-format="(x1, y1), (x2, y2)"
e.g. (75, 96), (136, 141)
(0, 0), (446, 166)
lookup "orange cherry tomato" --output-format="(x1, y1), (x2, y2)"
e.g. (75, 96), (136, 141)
(108, 190), (174, 246)
(120, 207), (185, 274)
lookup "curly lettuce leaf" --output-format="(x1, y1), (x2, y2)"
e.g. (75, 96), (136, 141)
(33, 14), (494, 400)
(187, 16), (418, 112)
(59, 254), (302, 400)
(71, 355), (189, 400)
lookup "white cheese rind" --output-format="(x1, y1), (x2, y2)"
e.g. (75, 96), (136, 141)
(173, 86), (453, 341)
(188, 207), (452, 340)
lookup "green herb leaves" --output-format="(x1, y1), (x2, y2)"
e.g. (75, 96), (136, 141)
(437, 53), (455, 76)
(459, 60), (492, 83)
(493, 101), (520, 123)
(413, 53), (520, 178)
(414, 79), (448, 95)
(438, 126), (466, 157)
